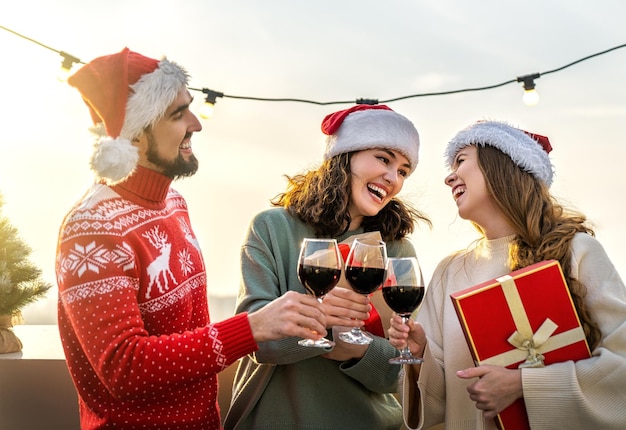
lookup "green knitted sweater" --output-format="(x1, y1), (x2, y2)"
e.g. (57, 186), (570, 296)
(224, 207), (417, 429)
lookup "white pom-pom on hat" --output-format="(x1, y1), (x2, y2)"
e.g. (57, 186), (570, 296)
(445, 120), (554, 186)
(89, 136), (140, 184)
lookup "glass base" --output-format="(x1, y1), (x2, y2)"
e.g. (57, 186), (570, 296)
(338, 328), (373, 345)
(298, 337), (335, 348)
(389, 355), (423, 365)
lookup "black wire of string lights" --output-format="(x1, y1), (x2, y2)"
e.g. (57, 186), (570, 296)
(193, 42), (626, 111)
(2, 24), (625, 112)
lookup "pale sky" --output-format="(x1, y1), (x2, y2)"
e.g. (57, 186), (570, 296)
(1, 0), (625, 324)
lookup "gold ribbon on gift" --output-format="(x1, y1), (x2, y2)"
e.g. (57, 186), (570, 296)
(480, 275), (586, 369)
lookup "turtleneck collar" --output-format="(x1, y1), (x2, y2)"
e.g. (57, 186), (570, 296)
(473, 234), (515, 260)
(111, 166), (173, 210)
(481, 234), (515, 251)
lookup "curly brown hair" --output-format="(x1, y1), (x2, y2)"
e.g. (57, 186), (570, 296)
(270, 152), (431, 242)
(476, 145), (601, 349)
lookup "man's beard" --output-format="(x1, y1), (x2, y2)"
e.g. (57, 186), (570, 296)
(145, 131), (199, 180)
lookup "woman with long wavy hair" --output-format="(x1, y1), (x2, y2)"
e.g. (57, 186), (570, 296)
(389, 120), (626, 430)
(224, 104), (431, 429)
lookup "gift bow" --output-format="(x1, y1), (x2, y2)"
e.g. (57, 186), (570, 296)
(507, 318), (557, 368)
(480, 275), (587, 369)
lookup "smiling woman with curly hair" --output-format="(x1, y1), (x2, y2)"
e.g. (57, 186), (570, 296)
(225, 104), (431, 430)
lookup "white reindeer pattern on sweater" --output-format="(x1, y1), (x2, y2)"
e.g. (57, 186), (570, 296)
(142, 226), (176, 299)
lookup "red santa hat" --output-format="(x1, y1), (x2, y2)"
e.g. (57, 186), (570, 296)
(68, 47), (189, 184)
(321, 104), (420, 173)
(445, 120), (554, 186)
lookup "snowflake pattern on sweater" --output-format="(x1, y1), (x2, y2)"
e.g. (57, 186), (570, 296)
(56, 167), (257, 430)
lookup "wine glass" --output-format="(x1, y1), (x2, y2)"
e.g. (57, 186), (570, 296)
(382, 257), (425, 364)
(339, 238), (387, 345)
(297, 238), (342, 348)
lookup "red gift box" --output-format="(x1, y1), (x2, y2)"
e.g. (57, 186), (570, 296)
(450, 260), (591, 430)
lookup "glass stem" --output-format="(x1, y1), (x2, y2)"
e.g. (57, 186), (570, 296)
(400, 315), (412, 356)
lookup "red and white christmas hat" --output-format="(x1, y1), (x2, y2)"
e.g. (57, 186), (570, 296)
(68, 47), (189, 184)
(321, 104), (420, 173)
(445, 120), (554, 186)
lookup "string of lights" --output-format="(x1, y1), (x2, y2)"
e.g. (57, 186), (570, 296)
(2, 24), (625, 116)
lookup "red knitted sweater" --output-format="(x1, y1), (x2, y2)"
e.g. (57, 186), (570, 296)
(56, 166), (257, 429)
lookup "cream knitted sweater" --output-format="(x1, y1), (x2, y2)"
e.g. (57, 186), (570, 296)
(403, 233), (626, 430)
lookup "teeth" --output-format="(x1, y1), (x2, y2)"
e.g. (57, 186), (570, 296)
(180, 142), (191, 149)
(454, 187), (465, 198)
(368, 184), (387, 199)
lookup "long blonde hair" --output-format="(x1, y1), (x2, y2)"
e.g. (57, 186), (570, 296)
(476, 145), (601, 349)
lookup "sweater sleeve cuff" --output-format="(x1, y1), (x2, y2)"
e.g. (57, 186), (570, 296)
(212, 312), (258, 365)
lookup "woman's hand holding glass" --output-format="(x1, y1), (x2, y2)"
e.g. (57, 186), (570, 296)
(319, 287), (371, 361)
(382, 257), (426, 364)
(388, 313), (427, 362)
(319, 286), (370, 328)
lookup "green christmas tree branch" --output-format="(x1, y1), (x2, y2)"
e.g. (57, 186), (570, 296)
(0, 193), (52, 316)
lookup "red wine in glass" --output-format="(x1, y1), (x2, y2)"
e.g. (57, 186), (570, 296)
(344, 266), (385, 295)
(339, 238), (387, 345)
(298, 265), (341, 297)
(382, 286), (425, 315)
(382, 257), (426, 364)
(297, 238), (342, 348)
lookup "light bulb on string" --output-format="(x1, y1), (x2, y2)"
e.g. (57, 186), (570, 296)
(522, 88), (540, 106)
(57, 51), (80, 82)
(199, 103), (215, 119)
(517, 73), (540, 106)
(199, 88), (224, 119)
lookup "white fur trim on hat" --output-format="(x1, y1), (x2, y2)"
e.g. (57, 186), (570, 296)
(324, 109), (420, 173)
(445, 120), (554, 186)
(121, 58), (189, 140)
